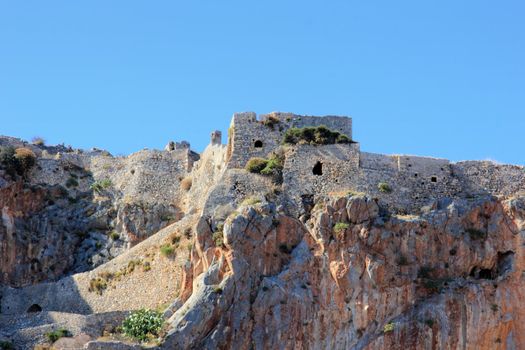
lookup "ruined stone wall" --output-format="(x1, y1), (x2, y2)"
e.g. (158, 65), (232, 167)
(354, 159), (462, 213)
(225, 112), (525, 215)
(358, 156), (524, 212)
(282, 143), (361, 214)
(227, 112), (353, 169)
(452, 161), (525, 197)
(282, 146), (465, 215)
(227, 112), (284, 169)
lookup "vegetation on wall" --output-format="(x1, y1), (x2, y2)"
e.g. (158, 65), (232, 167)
(45, 328), (71, 343)
(282, 125), (353, 145)
(261, 115), (280, 129)
(245, 158), (269, 174)
(377, 182), (392, 193)
(245, 150), (285, 184)
(90, 178), (112, 193)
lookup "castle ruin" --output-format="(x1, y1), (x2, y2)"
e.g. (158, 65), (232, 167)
(218, 112), (525, 213)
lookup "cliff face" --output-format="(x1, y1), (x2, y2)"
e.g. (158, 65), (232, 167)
(0, 180), (92, 287)
(163, 194), (525, 349)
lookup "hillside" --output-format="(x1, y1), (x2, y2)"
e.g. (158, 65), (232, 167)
(1, 112), (524, 350)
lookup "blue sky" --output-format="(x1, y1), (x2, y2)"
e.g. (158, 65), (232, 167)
(0, 1), (524, 164)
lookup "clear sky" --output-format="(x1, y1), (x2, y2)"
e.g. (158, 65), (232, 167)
(1, 1), (523, 164)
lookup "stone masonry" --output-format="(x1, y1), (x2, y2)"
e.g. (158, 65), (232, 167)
(224, 112), (525, 213)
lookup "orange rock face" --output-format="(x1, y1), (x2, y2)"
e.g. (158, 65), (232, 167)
(165, 194), (525, 350)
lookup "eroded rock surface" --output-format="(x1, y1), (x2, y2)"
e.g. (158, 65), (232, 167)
(164, 194), (525, 349)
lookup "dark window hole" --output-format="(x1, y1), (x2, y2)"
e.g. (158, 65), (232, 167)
(313, 161), (323, 176)
(27, 304), (42, 313)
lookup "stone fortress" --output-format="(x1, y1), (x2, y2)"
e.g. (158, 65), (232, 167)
(217, 111), (525, 213)
(1, 111), (525, 350)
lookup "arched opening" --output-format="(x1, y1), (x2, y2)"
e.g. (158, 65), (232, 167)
(313, 161), (323, 176)
(254, 140), (263, 148)
(27, 304), (42, 313)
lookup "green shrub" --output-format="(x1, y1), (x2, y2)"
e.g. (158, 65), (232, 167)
(241, 196), (261, 206)
(491, 304), (499, 312)
(212, 231), (224, 247)
(0, 340), (14, 350)
(245, 158), (268, 174)
(378, 182), (392, 193)
(282, 125), (352, 145)
(66, 177), (79, 188)
(109, 231), (120, 240)
(122, 309), (164, 342)
(246, 151), (285, 184)
(333, 222), (350, 235)
(90, 179), (112, 193)
(160, 244), (174, 257)
(45, 328), (71, 343)
(260, 151), (284, 178)
(383, 322), (395, 333)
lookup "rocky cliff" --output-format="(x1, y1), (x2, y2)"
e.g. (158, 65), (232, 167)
(1, 118), (524, 350)
(162, 193), (525, 350)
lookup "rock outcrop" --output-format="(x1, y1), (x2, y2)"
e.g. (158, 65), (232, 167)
(163, 194), (525, 349)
